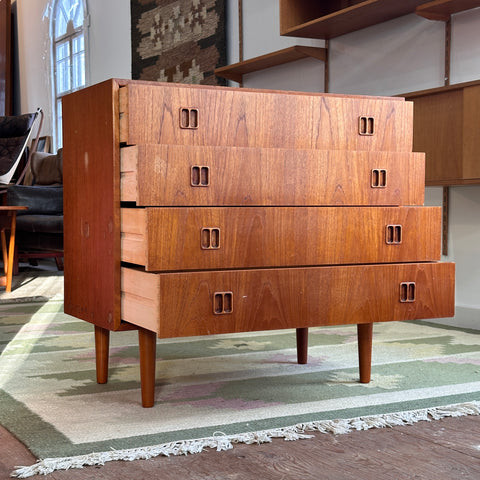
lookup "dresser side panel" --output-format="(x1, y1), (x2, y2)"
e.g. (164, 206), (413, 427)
(63, 79), (122, 330)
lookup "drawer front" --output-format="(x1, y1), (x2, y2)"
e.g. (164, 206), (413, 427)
(121, 206), (442, 270)
(119, 83), (413, 151)
(121, 145), (425, 206)
(121, 262), (455, 337)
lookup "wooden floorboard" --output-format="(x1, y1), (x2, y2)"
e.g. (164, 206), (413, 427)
(2, 415), (480, 479)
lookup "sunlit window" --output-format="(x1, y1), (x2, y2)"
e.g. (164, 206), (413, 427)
(52, 0), (88, 148)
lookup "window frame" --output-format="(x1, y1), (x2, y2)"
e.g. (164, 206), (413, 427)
(51, 0), (89, 149)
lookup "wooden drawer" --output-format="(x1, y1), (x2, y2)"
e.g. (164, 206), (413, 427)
(119, 83), (413, 151)
(121, 262), (455, 337)
(121, 145), (425, 206)
(121, 206), (441, 271)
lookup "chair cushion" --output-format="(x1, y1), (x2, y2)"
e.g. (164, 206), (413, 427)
(0, 137), (28, 176)
(0, 113), (35, 138)
(7, 185), (63, 215)
(16, 214), (63, 234)
(0, 113), (36, 177)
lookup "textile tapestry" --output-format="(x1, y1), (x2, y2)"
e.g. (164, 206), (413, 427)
(131, 0), (227, 86)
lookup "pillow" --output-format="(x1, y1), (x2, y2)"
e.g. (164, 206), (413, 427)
(31, 149), (63, 185)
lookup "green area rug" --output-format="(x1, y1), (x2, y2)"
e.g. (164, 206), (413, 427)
(1, 298), (480, 477)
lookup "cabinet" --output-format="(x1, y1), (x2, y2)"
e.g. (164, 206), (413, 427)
(63, 79), (454, 407)
(403, 80), (480, 185)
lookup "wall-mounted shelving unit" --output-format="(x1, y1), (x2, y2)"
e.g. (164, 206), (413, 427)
(279, 0), (434, 39)
(416, 0), (480, 21)
(214, 45), (326, 83)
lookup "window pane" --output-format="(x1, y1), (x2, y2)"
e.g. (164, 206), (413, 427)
(72, 35), (85, 89)
(71, 1), (83, 29)
(55, 11), (67, 38)
(54, 0), (84, 38)
(56, 41), (71, 94)
(57, 99), (63, 148)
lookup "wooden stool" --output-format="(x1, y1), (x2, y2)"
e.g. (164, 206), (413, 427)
(0, 206), (27, 292)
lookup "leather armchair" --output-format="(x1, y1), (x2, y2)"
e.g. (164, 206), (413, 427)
(7, 149), (63, 270)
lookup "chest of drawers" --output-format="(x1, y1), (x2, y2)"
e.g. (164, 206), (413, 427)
(63, 79), (455, 407)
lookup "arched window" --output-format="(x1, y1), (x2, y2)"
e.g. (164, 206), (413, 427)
(51, 0), (88, 148)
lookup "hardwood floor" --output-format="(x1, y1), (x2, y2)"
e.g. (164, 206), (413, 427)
(2, 415), (480, 479)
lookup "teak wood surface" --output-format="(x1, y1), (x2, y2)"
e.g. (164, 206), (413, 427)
(121, 206), (442, 271)
(121, 262), (455, 338)
(63, 79), (124, 331)
(279, 0), (433, 39)
(63, 79), (455, 407)
(119, 83), (413, 152)
(121, 145), (426, 206)
(403, 80), (480, 185)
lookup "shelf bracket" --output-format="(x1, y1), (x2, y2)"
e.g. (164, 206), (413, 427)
(442, 186), (449, 256)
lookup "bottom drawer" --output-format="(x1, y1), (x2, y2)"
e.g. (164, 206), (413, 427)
(121, 263), (455, 338)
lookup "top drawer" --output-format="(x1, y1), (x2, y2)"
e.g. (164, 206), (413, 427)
(119, 83), (413, 152)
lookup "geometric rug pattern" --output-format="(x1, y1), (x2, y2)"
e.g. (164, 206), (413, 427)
(1, 297), (480, 476)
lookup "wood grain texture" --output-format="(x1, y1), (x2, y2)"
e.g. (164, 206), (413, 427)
(63, 79), (123, 330)
(214, 46), (327, 83)
(121, 262), (455, 337)
(403, 81), (480, 184)
(3, 416), (480, 479)
(279, 0), (433, 39)
(119, 82), (413, 152)
(121, 145), (426, 206)
(416, 0), (480, 21)
(121, 206), (442, 271)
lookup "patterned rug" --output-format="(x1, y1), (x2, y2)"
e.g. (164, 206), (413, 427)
(131, 0), (227, 86)
(1, 293), (480, 477)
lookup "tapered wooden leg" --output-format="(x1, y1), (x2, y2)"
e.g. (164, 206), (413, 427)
(357, 323), (373, 383)
(5, 212), (16, 292)
(94, 325), (110, 384)
(296, 327), (308, 364)
(138, 327), (157, 408)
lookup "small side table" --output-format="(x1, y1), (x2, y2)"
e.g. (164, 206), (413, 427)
(0, 206), (27, 292)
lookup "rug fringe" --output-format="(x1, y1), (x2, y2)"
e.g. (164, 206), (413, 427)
(11, 401), (480, 478)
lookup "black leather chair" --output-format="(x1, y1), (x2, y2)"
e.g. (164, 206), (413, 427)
(0, 109), (42, 187)
(7, 149), (64, 270)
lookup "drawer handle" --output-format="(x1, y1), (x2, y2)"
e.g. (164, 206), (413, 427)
(201, 228), (221, 249)
(359, 116), (375, 135)
(180, 107), (199, 129)
(371, 168), (387, 188)
(399, 282), (416, 303)
(213, 292), (233, 314)
(191, 166), (210, 186)
(386, 224), (402, 244)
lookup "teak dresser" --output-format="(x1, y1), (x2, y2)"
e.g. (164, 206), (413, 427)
(63, 79), (455, 407)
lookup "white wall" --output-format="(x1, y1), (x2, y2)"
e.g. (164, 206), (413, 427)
(14, 0), (480, 328)
(13, 0), (131, 140)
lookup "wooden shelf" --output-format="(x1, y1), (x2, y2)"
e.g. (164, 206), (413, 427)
(279, 0), (434, 39)
(214, 46), (327, 83)
(416, 0), (480, 21)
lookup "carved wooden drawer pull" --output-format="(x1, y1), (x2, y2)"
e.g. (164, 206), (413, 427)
(213, 292), (233, 314)
(359, 116), (375, 135)
(399, 282), (416, 303)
